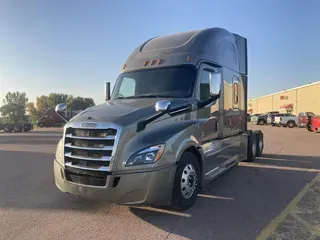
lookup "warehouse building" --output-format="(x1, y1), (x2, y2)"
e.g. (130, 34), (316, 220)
(248, 81), (320, 115)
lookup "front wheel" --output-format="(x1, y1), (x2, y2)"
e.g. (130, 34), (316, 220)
(258, 119), (265, 125)
(171, 152), (200, 210)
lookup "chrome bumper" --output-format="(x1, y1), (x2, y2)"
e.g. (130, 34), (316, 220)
(54, 160), (176, 206)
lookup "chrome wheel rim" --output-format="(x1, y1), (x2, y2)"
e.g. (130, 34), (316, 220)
(181, 164), (197, 199)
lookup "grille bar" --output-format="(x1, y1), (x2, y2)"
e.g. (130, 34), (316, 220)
(65, 152), (111, 161)
(65, 133), (115, 140)
(65, 162), (109, 171)
(65, 143), (113, 151)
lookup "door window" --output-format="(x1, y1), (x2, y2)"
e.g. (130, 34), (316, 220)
(199, 70), (212, 101)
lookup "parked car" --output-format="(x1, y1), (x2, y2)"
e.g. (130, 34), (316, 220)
(252, 111), (279, 125)
(298, 112), (315, 129)
(274, 113), (298, 128)
(268, 113), (287, 126)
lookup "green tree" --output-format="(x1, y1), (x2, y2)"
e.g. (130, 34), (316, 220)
(48, 93), (70, 108)
(26, 102), (40, 125)
(70, 97), (95, 110)
(35, 95), (50, 115)
(0, 91), (29, 123)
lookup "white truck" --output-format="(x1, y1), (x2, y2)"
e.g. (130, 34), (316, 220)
(274, 114), (298, 128)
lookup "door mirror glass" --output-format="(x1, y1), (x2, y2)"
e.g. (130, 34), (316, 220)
(210, 73), (221, 96)
(55, 103), (67, 113)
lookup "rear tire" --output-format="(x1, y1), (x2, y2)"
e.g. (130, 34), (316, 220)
(254, 130), (264, 157)
(171, 152), (200, 211)
(258, 119), (265, 125)
(244, 132), (257, 162)
(287, 121), (295, 128)
(307, 123), (313, 132)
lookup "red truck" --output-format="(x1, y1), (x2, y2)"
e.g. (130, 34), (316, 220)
(37, 108), (83, 127)
(310, 116), (320, 133)
(297, 112), (315, 131)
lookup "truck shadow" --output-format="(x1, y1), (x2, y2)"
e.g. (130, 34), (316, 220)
(129, 153), (320, 240)
(1, 150), (320, 239)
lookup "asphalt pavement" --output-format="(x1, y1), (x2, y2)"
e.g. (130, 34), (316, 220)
(0, 125), (320, 240)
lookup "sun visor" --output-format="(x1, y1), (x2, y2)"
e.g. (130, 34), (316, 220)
(233, 34), (248, 75)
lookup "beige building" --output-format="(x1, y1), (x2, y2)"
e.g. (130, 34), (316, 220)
(248, 81), (320, 115)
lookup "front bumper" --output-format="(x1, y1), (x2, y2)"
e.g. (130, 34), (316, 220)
(54, 160), (177, 206)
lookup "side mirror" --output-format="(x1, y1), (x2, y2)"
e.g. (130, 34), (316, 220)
(55, 103), (67, 112)
(55, 103), (68, 123)
(105, 82), (111, 101)
(209, 72), (221, 96)
(155, 100), (171, 112)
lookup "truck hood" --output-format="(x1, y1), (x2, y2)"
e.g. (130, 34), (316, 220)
(70, 98), (190, 127)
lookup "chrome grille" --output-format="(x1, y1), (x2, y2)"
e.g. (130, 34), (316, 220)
(64, 127), (118, 172)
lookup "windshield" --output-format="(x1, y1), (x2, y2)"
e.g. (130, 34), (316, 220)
(111, 65), (196, 99)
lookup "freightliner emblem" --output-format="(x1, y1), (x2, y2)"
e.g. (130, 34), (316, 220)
(81, 122), (98, 128)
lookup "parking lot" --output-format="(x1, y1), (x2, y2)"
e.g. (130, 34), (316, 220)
(0, 124), (320, 240)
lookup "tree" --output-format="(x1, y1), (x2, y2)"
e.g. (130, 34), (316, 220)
(48, 93), (70, 108)
(0, 91), (29, 123)
(70, 97), (95, 110)
(26, 102), (40, 125)
(35, 95), (50, 115)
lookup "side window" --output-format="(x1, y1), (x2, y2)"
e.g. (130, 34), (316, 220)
(199, 70), (211, 101)
(119, 77), (136, 97)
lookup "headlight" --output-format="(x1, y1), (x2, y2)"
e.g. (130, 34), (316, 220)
(126, 144), (165, 167)
(55, 138), (64, 165)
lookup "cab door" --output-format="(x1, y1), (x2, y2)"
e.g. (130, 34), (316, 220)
(195, 63), (221, 173)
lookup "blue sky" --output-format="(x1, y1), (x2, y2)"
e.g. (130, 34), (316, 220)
(0, 0), (319, 105)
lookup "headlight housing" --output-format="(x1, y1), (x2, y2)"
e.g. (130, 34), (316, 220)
(55, 138), (64, 165)
(126, 144), (165, 167)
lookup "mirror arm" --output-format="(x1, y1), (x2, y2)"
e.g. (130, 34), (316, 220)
(136, 111), (167, 132)
(56, 112), (69, 123)
(198, 93), (220, 108)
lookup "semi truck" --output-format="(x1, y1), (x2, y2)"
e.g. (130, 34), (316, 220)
(53, 27), (264, 210)
(0, 122), (33, 132)
(37, 108), (83, 128)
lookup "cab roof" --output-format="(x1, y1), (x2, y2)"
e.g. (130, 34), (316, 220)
(122, 27), (247, 75)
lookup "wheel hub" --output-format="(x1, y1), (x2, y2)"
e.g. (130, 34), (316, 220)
(181, 164), (197, 199)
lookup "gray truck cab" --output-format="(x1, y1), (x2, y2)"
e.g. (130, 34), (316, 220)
(54, 27), (264, 210)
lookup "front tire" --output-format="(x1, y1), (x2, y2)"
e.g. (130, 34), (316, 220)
(258, 119), (265, 125)
(171, 152), (200, 210)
